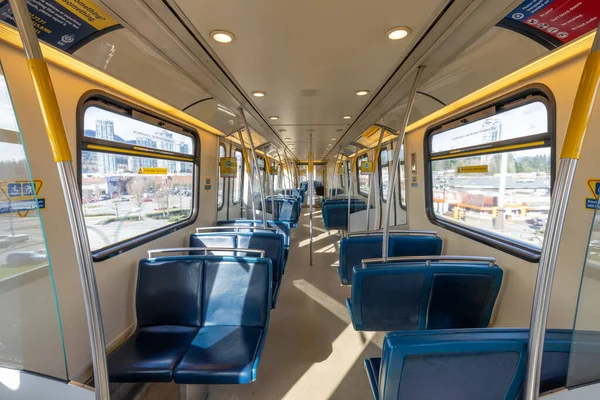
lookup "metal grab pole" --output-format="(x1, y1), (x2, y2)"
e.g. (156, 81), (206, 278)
(267, 154), (275, 222)
(366, 127), (385, 231)
(333, 149), (342, 197)
(382, 66), (425, 261)
(237, 129), (256, 219)
(525, 28), (600, 400)
(309, 134), (314, 266)
(241, 109), (267, 226)
(8, 1), (110, 398)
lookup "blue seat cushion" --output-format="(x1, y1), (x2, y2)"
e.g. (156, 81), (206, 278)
(108, 326), (199, 382)
(174, 326), (265, 384)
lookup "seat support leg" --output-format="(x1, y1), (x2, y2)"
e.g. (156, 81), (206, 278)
(179, 384), (208, 400)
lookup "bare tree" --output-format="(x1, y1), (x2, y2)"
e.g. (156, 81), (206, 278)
(127, 178), (149, 219)
(155, 187), (170, 218)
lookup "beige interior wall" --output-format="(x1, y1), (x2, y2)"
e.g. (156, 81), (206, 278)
(1, 42), (219, 380)
(405, 53), (600, 329)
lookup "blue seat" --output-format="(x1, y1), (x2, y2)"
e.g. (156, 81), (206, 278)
(266, 198), (301, 227)
(347, 258), (502, 331)
(216, 219), (291, 262)
(338, 234), (443, 285)
(190, 232), (285, 307)
(364, 329), (585, 400)
(322, 202), (369, 230)
(108, 255), (271, 384)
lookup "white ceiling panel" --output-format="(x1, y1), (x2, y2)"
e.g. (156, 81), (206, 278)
(173, 0), (448, 157)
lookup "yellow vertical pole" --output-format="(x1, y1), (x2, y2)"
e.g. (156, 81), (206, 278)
(525, 27), (600, 400)
(7, 1), (109, 399)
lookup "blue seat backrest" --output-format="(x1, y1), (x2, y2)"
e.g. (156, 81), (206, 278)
(138, 256), (271, 330)
(339, 235), (443, 284)
(202, 257), (270, 328)
(377, 329), (577, 400)
(351, 262), (502, 331)
(217, 220), (291, 247)
(236, 232), (284, 283)
(189, 233), (236, 256)
(137, 258), (204, 327)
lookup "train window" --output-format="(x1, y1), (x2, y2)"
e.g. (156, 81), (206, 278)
(425, 93), (553, 261)
(79, 99), (198, 261)
(357, 155), (369, 196)
(217, 144), (226, 210)
(232, 149), (243, 204)
(380, 146), (406, 207)
(380, 148), (389, 202)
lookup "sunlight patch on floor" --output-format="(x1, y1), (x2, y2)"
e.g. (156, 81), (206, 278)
(315, 243), (337, 253)
(302, 224), (330, 234)
(304, 210), (322, 217)
(285, 280), (378, 400)
(298, 231), (336, 248)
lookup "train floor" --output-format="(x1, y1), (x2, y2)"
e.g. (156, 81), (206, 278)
(139, 207), (385, 400)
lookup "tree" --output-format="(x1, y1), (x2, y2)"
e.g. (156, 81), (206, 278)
(155, 187), (170, 218)
(127, 178), (149, 220)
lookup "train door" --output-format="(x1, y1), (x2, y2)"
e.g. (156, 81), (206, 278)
(217, 142), (229, 221)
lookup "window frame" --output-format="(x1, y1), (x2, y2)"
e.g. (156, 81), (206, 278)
(424, 85), (555, 262)
(217, 143), (226, 211)
(232, 147), (244, 205)
(356, 154), (369, 197)
(77, 91), (200, 262)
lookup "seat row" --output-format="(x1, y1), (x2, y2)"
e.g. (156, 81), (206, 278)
(332, 230), (540, 398)
(108, 218), (296, 387)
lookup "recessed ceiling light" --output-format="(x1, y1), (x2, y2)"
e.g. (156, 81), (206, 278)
(343, 115), (352, 120)
(386, 27), (411, 40)
(331, 138), (337, 140)
(279, 129), (287, 133)
(355, 90), (370, 96)
(252, 91), (266, 97)
(210, 30), (235, 43)
(269, 116), (279, 120)
(284, 137), (291, 141)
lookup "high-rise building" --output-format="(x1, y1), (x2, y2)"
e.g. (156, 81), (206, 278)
(96, 120), (117, 174)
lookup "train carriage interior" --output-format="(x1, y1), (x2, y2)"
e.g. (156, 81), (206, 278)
(3, 0), (600, 399)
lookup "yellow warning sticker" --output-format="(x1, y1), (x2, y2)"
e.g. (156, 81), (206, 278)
(55, 0), (118, 30)
(457, 165), (489, 174)
(138, 167), (168, 175)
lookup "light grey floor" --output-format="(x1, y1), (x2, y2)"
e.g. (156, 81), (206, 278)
(140, 208), (383, 400)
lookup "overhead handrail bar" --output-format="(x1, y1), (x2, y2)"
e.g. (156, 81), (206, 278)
(195, 226), (278, 233)
(525, 25), (600, 400)
(241, 108), (267, 227)
(148, 247), (265, 258)
(361, 255), (496, 268)
(348, 229), (438, 237)
(8, 0), (110, 398)
(382, 65), (426, 261)
(366, 127), (385, 231)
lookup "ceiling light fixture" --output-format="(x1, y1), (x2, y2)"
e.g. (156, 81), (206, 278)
(210, 30), (235, 43)
(355, 89), (370, 96)
(269, 116), (279, 120)
(279, 129), (287, 133)
(343, 115), (352, 120)
(331, 138), (337, 140)
(284, 137), (291, 141)
(252, 91), (266, 97)
(386, 26), (411, 40)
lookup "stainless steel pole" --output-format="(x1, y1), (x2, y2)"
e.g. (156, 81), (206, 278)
(309, 134), (314, 266)
(241, 109), (267, 226)
(525, 27), (600, 400)
(382, 66), (425, 261)
(347, 146), (359, 234)
(8, 1), (109, 398)
(366, 127), (385, 231)
(237, 129), (256, 219)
